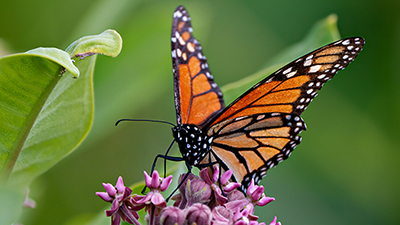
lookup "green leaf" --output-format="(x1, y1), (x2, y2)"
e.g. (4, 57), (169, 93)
(26, 47), (79, 77)
(221, 14), (341, 104)
(7, 56), (96, 187)
(0, 30), (122, 187)
(0, 185), (25, 225)
(66, 29), (123, 59)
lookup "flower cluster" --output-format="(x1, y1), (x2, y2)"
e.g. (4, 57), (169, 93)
(96, 167), (281, 225)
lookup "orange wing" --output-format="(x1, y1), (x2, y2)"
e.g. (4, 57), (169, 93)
(171, 6), (225, 127)
(203, 112), (305, 189)
(207, 37), (365, 127)
(202, 37), (365, 191)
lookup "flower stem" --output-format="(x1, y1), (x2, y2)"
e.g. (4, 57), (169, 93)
(121, 204), (141, 225)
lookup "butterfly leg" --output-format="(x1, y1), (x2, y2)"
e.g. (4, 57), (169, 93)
(146, 139), (175, 178)
(162, 139), (176, 178)
(166, 162), (192, 202)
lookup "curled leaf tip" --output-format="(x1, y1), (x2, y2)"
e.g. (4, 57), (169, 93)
(66, 29), (123, 59)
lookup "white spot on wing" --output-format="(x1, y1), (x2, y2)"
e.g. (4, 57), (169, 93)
(283, 67), (292, 75)
(342, 40), (350, 45)
(304, 60), (312, 67)
(176, 48), (182, 57)
(257, 114), (265, 120)
(309, 65), (322, 73)
(174, 11), (182, 18)
(287, 71), (297, 78)
(178, 36), (185, 45)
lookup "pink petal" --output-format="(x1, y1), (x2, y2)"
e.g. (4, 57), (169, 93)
(144, 171), (152, 187)
(244, 204), (255, 216)
(269, 216), (278, 225)
(220, 170), (232, 184)
(103, 183), (116, 196)
(257, 197), (275, 206)
(250, 221), (263, 225)
(132, 193), (151, 204)
(115, 176), (125, 193)
(106, 200), (120, 216)
(249, 215), (259, 222)
(123, 187), (133, 199)
(240, 207), (250, 217)
(151, 171), (160, 188)
(111, 214), (121, 225)
(213, 185), (228, 205)
(212, 206), (233, 224)
(96, 192), (112, 202)
(225, 199), (248, 211)
(199, 167), (212, 184)
(224, 182), (240, 192)
(232, 207), (244, 222)
(212, 165), (220, 182)
(250, 186), (264, 201)
(151, 192), (166, 206)
(160, 175), (173, 191)
(247, 179), (256, 196)
(234, 221), (247, 225)
(23, 197), (36, 208)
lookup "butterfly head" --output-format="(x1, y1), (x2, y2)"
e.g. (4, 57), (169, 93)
(172, 124), (213, 166)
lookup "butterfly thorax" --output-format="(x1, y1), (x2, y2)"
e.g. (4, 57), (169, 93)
(172, 124), (213, 166)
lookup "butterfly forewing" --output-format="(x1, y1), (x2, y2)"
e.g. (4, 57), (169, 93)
(171, 6), (225, 127)
(207, 37), (365, 127)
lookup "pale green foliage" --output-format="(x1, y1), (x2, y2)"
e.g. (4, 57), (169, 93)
(0, 30), (122, 224)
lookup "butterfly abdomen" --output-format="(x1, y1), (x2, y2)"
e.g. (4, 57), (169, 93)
(172, 125), (214, 165)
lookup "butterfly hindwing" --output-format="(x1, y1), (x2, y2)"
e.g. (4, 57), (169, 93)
(204, 112), (306, 188)
(171, 6), (225, 127)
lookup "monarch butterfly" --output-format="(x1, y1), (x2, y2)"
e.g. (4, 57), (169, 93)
(164, 6), (364, 192)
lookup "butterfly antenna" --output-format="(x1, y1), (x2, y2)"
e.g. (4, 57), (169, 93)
(115, 119), (175, 127)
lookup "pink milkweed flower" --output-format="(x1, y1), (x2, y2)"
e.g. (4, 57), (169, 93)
(184, 203), (213, 225)
(97, 170), (279, 225)
(211, 206), (233, 225)
(246, 179), (275, 207)
(172, 172), (212, 209)
(159, 206), (185, 225)
(131, 171), (172, 225)
(199, 166), (241, 206)
(96, 176), (140, 225)
(132, 171), (172, 209)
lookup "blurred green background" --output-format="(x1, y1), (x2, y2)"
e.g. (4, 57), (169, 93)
(1, 0), (399, 224)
